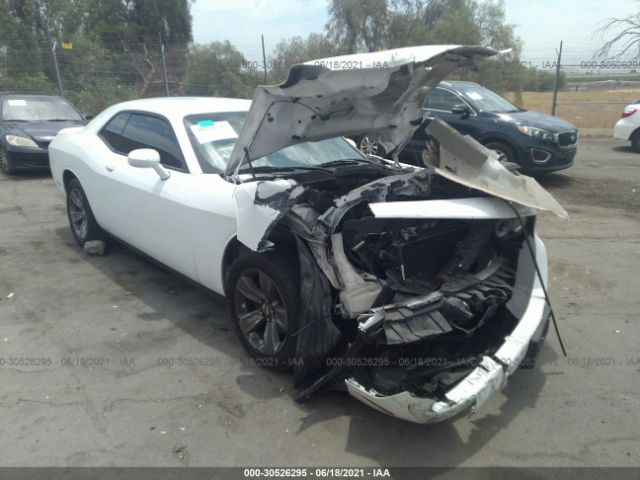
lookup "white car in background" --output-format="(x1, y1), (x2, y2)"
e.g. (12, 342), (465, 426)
(49, 45), (567, 424)
(613, 100), (640, 151)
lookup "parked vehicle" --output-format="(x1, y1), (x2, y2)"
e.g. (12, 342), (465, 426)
(49, 45), (566, 424)
(357, 81), (578, 174)
(0, 93), (86, 175)
(613, 100), (640, 151)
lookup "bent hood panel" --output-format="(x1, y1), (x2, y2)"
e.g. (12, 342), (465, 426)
(425, 118), (568, 219)
(225, 45), (499, 177)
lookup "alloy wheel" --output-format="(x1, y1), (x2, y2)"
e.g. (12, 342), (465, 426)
(359, 136), (379, 156)
(493, 148), (508, 164)
(234, 268), (288, 355)
(68, 188), (88, 240)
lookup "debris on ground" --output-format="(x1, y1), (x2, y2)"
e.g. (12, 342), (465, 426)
(83, 240), (106, 255)
(173, 445), (188, 464)
(6, 292), (14, 299)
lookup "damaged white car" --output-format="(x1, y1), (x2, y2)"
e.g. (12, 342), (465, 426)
(50, 45), (566, 423)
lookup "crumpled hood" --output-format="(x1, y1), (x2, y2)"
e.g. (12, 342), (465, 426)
(225, 45), (500, 177)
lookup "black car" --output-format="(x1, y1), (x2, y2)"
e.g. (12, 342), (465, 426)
(0, 93), (86, 175)
(358, 81), (578, 174)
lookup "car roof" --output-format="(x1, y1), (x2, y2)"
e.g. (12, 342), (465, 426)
(111, 96), (252, 118)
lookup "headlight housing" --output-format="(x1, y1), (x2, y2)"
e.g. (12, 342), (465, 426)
(5, 135), (38, 148)
(518, 125), (555, 143)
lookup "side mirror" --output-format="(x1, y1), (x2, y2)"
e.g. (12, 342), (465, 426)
(82, 112), (93, 121)
(127, 148), (170, 180)
(451, 104), (472, 116)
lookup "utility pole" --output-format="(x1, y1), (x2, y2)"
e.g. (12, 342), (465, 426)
(261, 35), (268, 84)
(160, 43), (170, 96)
(551, 40), (563, 116)
(51, 40), (64, 96)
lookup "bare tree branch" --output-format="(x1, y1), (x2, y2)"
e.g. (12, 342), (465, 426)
(594, 11), (640, 60)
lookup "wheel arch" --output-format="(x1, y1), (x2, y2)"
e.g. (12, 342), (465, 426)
(62, 169), (79, 193)
(221, 224), (300, 295)
(629, 127), (640, 141)
(477, 133), (517, 149)
(477, 135), (521, 162)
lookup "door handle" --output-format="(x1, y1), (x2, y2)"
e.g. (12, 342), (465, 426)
(105, 165), (114, 172)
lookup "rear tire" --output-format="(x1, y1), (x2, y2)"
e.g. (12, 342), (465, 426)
(227, 250), (299, 371)
(630, 131), (640, 153)
(0, 147), (16, 175)
(66, 177), (106, 248)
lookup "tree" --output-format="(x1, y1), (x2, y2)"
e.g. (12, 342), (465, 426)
(273, 0), (525, 95)
(269, 33), (336, 83)
(326, 0), (388, 53)
(595, 9), (640, 60)
(184, 42), (260, 98)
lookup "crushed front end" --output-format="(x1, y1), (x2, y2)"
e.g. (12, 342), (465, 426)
(232, 119), (564, 423)
(284, 169), (550, 423)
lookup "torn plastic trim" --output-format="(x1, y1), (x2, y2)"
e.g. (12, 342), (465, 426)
(344, 234), (550, 424)
(354, 250), (514, 344)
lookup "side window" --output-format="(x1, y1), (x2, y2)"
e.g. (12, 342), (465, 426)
(99, 112), (130, 153)
(121, 114), (186, 171)
(426, 88), (464, 111)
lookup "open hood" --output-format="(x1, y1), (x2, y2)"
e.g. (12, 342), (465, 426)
(225, 44), (500, 177)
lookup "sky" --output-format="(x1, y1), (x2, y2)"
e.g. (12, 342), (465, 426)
(191, 0), (639, 68)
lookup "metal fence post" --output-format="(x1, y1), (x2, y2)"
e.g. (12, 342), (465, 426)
(51, 40), (64, 96)
(161, 43), (170, 96)
(261, 35), (268, 84)
(551, 40), (563, 116)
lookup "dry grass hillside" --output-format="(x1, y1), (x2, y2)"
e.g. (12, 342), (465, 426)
(505, 89), (640, 131)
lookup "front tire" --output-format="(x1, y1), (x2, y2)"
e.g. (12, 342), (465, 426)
(66, 177), (106, 248)
(227, 251), (299, 370)
(484, 141), (517, 166)
(0, 147), (16, 175)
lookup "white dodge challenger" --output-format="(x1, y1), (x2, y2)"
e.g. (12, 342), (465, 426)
(50, 45), (567, 423)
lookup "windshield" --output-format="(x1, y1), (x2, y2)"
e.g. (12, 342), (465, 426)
(459, 86), (521, 113)
(184, 112), (367, 174)
(2, 97), (83, 122)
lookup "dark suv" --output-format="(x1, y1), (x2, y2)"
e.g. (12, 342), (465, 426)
(0, 93), (86, 175)
(359, 81), (578, 174)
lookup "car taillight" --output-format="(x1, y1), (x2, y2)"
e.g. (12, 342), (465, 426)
(622, 107), (637, 118)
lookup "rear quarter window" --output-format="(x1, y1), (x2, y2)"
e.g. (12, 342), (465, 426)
(99, 112), (130, 153)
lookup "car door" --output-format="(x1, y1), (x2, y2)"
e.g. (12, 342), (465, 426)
(423, 87), (477, 135)
(94, 111), (200, 281)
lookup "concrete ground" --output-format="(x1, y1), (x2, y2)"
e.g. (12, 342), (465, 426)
(0, 137), (639, 467)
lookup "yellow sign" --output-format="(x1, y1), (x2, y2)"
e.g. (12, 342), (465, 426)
(61, 42), (73, 49)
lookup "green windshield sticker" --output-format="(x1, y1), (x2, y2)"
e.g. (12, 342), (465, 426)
(198, 119), (214, 127)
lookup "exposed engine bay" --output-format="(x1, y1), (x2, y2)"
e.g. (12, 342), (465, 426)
(282, 166), (526, 399)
